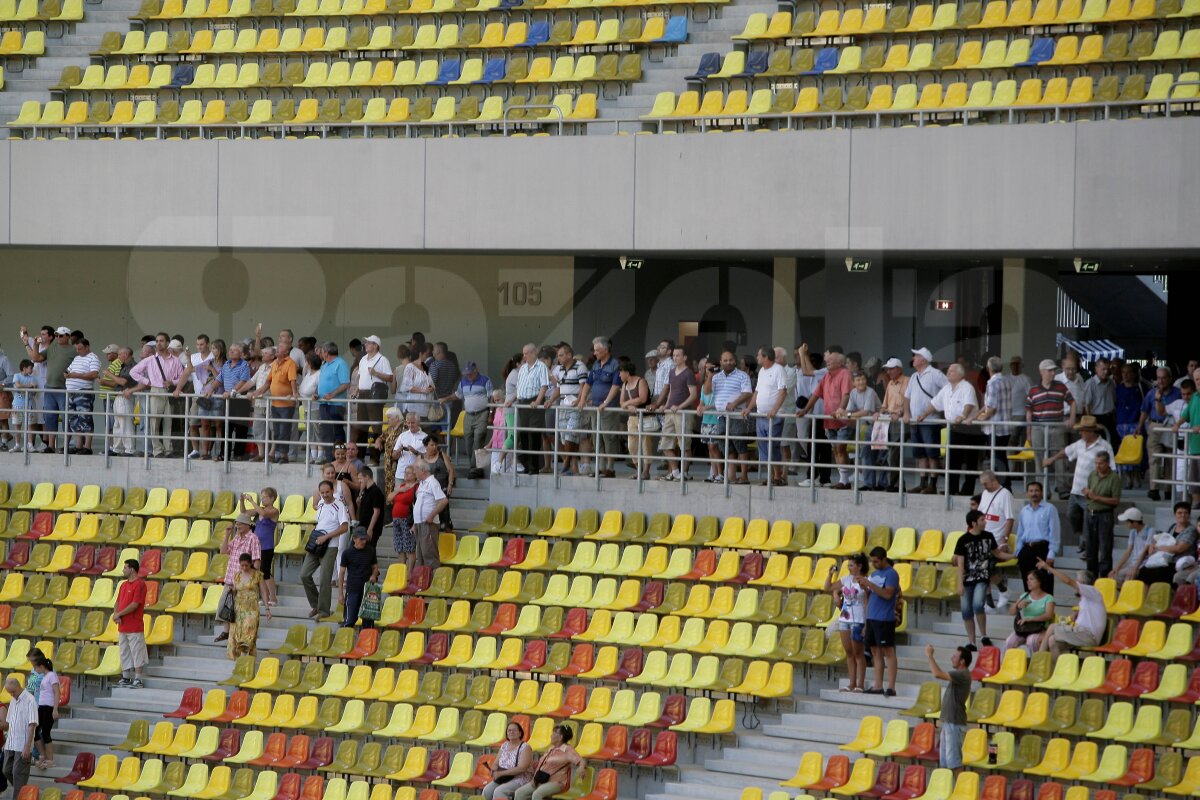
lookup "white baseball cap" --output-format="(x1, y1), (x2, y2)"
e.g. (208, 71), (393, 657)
(911, 347), (933, 362)
(883, 357), (904, 369)
(1038, 359), (1058, 372)
(1117, 507), (1143, 522)
(364, 335), (382, 347)
(54, 326), (71, 336)
(168, 339), (185, 351)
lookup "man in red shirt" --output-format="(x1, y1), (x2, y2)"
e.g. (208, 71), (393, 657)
(112, 559), (147, 688)
(798, 351), (854, 489)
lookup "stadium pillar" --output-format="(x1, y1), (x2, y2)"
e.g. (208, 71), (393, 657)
(1167, 270), (1196, 369)
(1000, 258), (1058, 362)
(772, 257), (798, 348)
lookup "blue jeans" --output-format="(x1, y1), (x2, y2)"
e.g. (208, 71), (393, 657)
(756, 417), (784, 464)
(319, 403), (346, 457)
(42, 389), (66, 433)
(269, 405), (295, 451)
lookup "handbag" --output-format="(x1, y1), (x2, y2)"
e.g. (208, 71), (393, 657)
(304, 529), (329, 558)
(359, 581), (382, 621)
(426, 401), (445, 423)
(1014, 594), (1047, 636)
(639, 414), (661, 432)
(217, 589), (236, 624)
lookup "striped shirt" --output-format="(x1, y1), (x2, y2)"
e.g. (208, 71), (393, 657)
(1027, 380), (1072, 421)
(515, 360), (550, 401)
(982, 373), (1012, 434)
(223, 531), (262, 585)
(3, 690), (38, 752)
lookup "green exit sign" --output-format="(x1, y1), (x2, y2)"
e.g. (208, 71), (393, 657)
(1076, 259), (1101, 274)
(847, 259), (872, 273)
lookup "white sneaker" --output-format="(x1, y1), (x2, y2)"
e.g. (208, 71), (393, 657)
(187, 449), (200, 459)
(9, 446), (21, 453)
(32, 442), (47, 453)
(797, 478), (814, 487)
(515, 464), (526, 473)
(995, 592), (1009, 607)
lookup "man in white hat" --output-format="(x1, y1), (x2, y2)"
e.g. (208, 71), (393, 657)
(876, 357), (909, 491)
(1111, 507), (1155, 584)
(351, 334), (392, 462)
(903, 347), (948, 494)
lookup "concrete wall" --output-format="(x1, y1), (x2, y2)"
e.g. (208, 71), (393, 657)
(3, 118), (1197, 253)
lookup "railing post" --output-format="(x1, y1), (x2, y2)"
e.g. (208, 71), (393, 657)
(943, 420), (952, 510)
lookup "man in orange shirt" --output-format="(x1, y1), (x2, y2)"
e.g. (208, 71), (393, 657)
(267, 346), (298, 463)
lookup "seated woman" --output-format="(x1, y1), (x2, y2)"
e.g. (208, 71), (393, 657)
(514, 724), (585, 800)
(1004, 568), (1055, 654)
(482, 721), (533, 800)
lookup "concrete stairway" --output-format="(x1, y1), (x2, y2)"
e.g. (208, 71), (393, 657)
(597, 0), (783, 124)
(0, 0), (143, 119)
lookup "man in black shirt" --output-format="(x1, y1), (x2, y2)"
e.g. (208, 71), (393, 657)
(356, 469), (387, 548)
(339, 530), (379, 629)
(954, 509), (1003, 651)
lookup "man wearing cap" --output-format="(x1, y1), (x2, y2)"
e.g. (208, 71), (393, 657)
(215, 513), (262, 643)
(351, 335), (392, 462)
(33, 326), (77, 452)
(338, 529), (379, 629)
(450, 360), (493, 479)
(1027, 359), (1076, 498)
(1046, 416), (1116, 568)
(64, 338), (102, 455)
(903, 347), (949, 494)
(126, 333), (184, 458)
(1112, 507), (1155, 584)
(876, 357), (909, 492)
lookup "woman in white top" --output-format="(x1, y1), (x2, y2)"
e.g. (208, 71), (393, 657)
(482, 721), (533, 799)
(298, 351), (322, 461)
(394, 344), (434, 419)
(827, 552), (869, 693)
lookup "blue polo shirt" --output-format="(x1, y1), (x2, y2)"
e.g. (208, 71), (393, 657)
(1141, 385), (1181, 422)
(866, 566), (900, 622)
(587, 357), (620, 406)
(318, 358), (350, 404)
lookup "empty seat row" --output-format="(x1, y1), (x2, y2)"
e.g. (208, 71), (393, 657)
(0, 0), (82, 22)
(1, 603), (178, 644)
(98, 17), (683, 55)
(65, 53), (640, 92)
(693, 29), (1200, 83)
(644, 72), (1197, 118)
(733, 0), (1193, 43)
(9, 93), (596, 128)
(0, 30), (43, 55)
(132, 0), (716, 21)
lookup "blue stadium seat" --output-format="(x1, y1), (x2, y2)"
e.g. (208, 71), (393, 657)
(431, 58), (462, 85)
(659, 16), (688, 44)
(686, 52), (721, 81)
(804, 47), (839, 74)
(521, 21), (550, 48)
(168, 63), (195, 89)
(478, 57), (506, 83)
(737, 50), (769, 77)
(1017, 37), (1055, 66)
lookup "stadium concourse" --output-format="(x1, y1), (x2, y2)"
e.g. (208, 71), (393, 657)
(0, 327), (1197, 800)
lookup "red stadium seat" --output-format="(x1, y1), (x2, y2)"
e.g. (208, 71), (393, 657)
(342, 628), (378, 659)
(1111, 748), (1155, 786)
(480, 603), (518, 635)
(512, 639), (547, 672)
(297, 775), (324, 800)
(881, 764), (926, 800)
(269, 773), (300, 800)
(276, 735), (312, 769)
(164, 687), (203, 719)
(390, 597), (426, 628)
(413, 633), (449, 665)
(809, 754), (850, 791)
(461, 754), (494, 790)
(630, 581), (664, 612)
(611, 648), (644, 681)
(680, 550), (716, 580)
(250, 733), (288, 767)
(649, 694), (687, 728)
(894, 723), (937, 761)
(397, 566), (432, 595)
(556, 644), (595, 677)
(970, 646), (1001, 681)
(1093, 619), (1140, 653)
(212, 691), (250, 723)
(205, 728), (240, 762)
(862, 759), (901, 798)
(579, 768), (618, 800)
(550, 607), (588, 639)
(412, 749), (450, 783)
(56, 753), (95, 785)
(62, 544), (96, 575)
(730, 552), (764, 584)
(1114, 661), (1159, 698)
(612, 729), (651, 763)
(297, 737), (333, 770)
(1161, 584), (1197, 619)
(1093, 659), (1132, 695)
(638, 731), (677, 768)
(0, 540), (31, 570)
(82, 546), (117, 576)
(548, 684), (587, 718)
(1036, 782), (1063, 800)
(493, 538), (526, 568)
(591, 726), (629, 761)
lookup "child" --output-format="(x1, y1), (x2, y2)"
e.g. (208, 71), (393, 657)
(32, 656), (60, 770)
(10, 360), (37, 453)
(489, 389), (512, 475)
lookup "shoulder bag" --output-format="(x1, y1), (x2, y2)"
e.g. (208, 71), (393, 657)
(1013, 593), (1047, 636)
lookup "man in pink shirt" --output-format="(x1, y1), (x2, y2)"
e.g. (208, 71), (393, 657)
(124, 333), (185, 457)
(798, 351), (854, 489)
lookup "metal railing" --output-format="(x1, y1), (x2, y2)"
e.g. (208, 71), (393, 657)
(490, 401), (1200, 508)
(5, 386), (1196, 506)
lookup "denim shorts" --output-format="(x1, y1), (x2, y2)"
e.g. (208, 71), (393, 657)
(961, 580), (989, 620)
(838, 621), (864, 643)
(910, 421), (939, 459)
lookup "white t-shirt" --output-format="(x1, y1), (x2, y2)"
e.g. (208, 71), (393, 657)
(905, 366), (949, 418)
(315, 498), (349, 533)
(837, 575), (865, 625)
(289, 347), (305, 372)
(930, 379), (977, 421)
(190, 351), (214, 394)
(413, 474), (447, 524)
(979, 487), (1014, 545)
(755, 363), (787, 413)
(1064, 437), (1115, 496)
(393, 429), (426, 472)
(299, 370), (320, 399)
(65, 352), (102, 392)
(357, 353), (392, 391)
(796, 368), (827, 414)
(1075, 583), (1107, 641)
